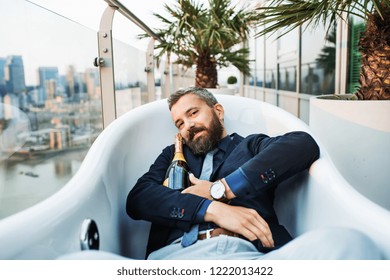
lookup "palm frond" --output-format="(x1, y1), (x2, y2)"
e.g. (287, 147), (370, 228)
(255, 0), (388, 38)
(140, 0), (257, 80)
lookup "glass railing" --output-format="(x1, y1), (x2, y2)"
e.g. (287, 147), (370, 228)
(248, 22), (336, 96)
(250, 61), (334, 95)
(0, 0), (103, 219)
(113, 38), (148, 116)
(0, 0), (187, 219)
(0, 0), (194, 219)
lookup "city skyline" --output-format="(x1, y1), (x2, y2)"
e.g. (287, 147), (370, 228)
(0, 53), (103, 161)
(0, 54), (99, 102)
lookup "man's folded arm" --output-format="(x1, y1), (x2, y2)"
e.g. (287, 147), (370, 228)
(225, 131), (320, 198)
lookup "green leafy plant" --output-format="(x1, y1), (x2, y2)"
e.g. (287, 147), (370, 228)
(227, 75), (238, 84)
(141, 0), (257, 88)
(255, 0), (390, 100)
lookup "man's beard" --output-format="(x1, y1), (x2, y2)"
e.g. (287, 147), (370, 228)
(185, 111), (224, 155)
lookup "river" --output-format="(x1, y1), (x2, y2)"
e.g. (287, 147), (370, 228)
(0, 147), (89, 219)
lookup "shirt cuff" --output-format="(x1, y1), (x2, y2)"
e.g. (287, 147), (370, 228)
(225, 168), (256, 197)
(194, 199), (212, 223)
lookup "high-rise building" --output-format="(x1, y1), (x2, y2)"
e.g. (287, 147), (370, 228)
(4, 55), (26, 94)
(65, 65), (85, 103)
(65, 65), (76, 100)
(38, 66), (59, 103)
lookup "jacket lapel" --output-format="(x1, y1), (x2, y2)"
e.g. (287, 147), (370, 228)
(184, 134), (242, 180)
(211, 134), (240, 180)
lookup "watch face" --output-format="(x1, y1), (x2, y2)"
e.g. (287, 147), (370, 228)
(210, 181), (225, 200)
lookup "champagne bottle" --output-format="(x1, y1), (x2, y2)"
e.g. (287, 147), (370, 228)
(163, 133), (190, 191)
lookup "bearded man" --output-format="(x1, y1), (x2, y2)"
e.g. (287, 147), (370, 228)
(126, 87), (380, 260)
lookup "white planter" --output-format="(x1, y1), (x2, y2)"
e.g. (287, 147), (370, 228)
(227, 84), (238, 92)
(206, 88), (235, 95)
(310, 95), (390, 210)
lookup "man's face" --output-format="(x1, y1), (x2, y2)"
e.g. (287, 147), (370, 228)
(170, 94), (226, 155)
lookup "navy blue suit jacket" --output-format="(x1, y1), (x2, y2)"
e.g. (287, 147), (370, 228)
(127, 131), (320, 258)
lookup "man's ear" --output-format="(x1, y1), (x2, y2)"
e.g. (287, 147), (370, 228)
(213, 103), (225, 120)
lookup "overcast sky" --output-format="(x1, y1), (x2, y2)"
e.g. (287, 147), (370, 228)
(28, 0), (177, 46)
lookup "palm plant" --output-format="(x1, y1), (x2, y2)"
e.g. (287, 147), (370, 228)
(255, 0), (390, 100)
(142, 0), (257, 88)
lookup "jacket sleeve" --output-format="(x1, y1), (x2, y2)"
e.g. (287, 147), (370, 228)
(126, 145), (206, 232)
(225, 131), (320, 197)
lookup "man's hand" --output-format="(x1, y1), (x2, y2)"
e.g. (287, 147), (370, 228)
(181, 174), (236, 200)
(181, 173), (212, 199)
(204, 201), (275, 248)
(182, 174), (274, 248)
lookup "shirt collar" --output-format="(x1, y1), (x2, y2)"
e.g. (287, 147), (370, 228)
(217, 134), (232, 153)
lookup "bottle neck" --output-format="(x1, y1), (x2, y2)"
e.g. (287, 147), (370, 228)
(173, 151), (186, 162)
(173, 133), (186, 162)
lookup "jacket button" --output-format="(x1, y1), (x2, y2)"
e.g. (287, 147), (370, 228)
(170, 207), (184, 218)
(260, 174), (268, 183)
(170, 208), (178, 218)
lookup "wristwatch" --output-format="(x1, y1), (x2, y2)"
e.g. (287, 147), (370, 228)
(210, 180), (227, 201)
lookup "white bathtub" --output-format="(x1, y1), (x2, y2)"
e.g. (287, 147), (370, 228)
(1, 94), (389, 259)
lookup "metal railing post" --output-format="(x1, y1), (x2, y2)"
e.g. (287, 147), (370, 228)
(97, 0), (163, 118)
(96, 5), (117, 128)
(163, 53), (171, 98)
(145, 38), (156, 102)
(335, 13), (349, 95)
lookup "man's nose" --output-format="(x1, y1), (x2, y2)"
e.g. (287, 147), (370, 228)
(185, 120), (195, 131)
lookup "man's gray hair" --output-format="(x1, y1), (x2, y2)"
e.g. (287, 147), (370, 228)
(168, 87), (218, 110)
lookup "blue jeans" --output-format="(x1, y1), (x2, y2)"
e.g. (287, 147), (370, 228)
(147, 228), (383, 260)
